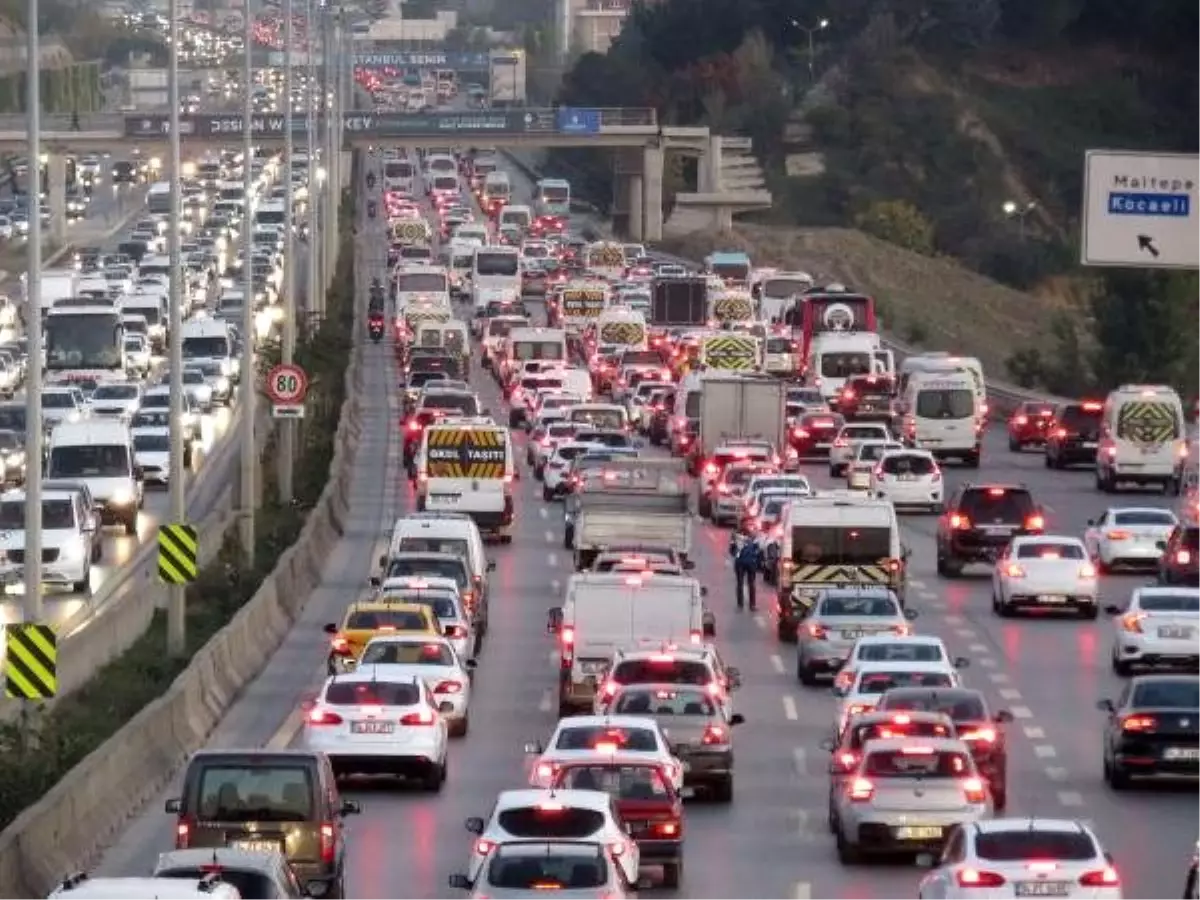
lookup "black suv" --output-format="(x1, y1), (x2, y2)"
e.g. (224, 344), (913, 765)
(1044, 401), (1103, 468)
(936, 484), (1044, 576)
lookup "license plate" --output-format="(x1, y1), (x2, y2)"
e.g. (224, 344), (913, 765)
(841, 629), (866, 640)
(232, 840), (281, 853)
(580, 661), (606, 674)
(626, 821), (648, 836)
(1159, 626), (1193, 640)
(351, 720), (395, 735)
(1081, 441), (1098, 449)
(429, 493), (460, 503)
(1037, 595), (1067, 604)
(894, 825), (942, 840)
(1015, 882), (1070, 897)
(982, 526), (1013, 535)
(897, 474), (916, 481)
(1163, 747), (1200, 761)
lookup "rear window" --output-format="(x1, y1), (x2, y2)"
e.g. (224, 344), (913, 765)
(858, 671), (954, 693)
(523, 376), (564, 391)
(408, 372), (447, 388)
(959, 488), (1034, 520)
(495, 807), (606, 839)
(878, 691), (988, 721)
(359, 640), (454, 666)
(344, 609), (430, 631)
(555, 445), (592, 461)
(155, 869), (278, 898)
(881, 454), (936, 476)
(864, 748), (972, 777)
(420, 394), (478, 414)
(915, 388), (975, 419)
(557, 764), (672, 799)
(613, 687), (715, 717)
(857, 642), (945, 663)
(397, 537), (469, 559)
(1139, 591), (1200, 612)
(378, 594), (458, 620)
(554, 725), (658, 752)
(857, 443), (900, 462)
(800, 414), (841, 430)
(568, 408), (625, 430)
(1015, 542), (1084, 560)
(1058, 404), (1103, 431)
(819, 594), (900, 617)
(579, 432), (630, 448)
(1130, 679), (1199, 708)
(1112, 510), (1177, 527)
(975, 831), (1097, 862)
(195, 764), (314, 821)
(488, 850), (607, 890)
(843, 426), (889, 440)
(611, 659), (711, 687)
(852, 719), (953, 746)
(324, 680), (421, 705)
(791, 527), (893, 565)
(385, 557), (468, 587)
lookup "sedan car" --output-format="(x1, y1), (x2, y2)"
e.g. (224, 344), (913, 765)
(529, 420), (580, 473)
(523, 715), (681, 790)
(709, 462), (777, 526)
(1084, 506), (1179, 572)
(992, 536), (1099, 618)
(834, 660), (961, 737)
(1107, 586), (1200, 675)
(373, 576), (477, 660)
(796, 588), (918, 686)
(543, 442), (600, 500)
(1099, 674), (1199, 789)
(450, 839), (635, 899)
(356, 635), (476, 736)
(870, 449), (943, 512)
(829, 422), (894, 478)
(846, 440), (904, 491)
(1005, 401), (1056, 451)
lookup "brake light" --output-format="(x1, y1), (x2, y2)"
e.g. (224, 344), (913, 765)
(1013, 415), (1028, 426)
(701, 724), (727, 745)
(847, 777), (874, 801)
(474, 838), (496, 856)
(400, 708), (437, 725)
(535, 762), (557, 781)
(950, 513), (971, 529)
(319, 822), (336, 864)
(1121, 714), (1156, 732)
(704, 461), (717, 475)
(846, 703), (873, 717)
(1079, 867), (1120, 887)
(600, 680), (618, 699)
(961, 727), (996, 744)
(793, 427), (809, 439)
(957, 868), (1006, 887)
(594, 741), (619, 754)
(1003, 562), (1025, 578)
(175, 817), (193, 849)
(445, 624), (469, 638)
(1177, 549), (1192, 565)
(841, 389), (855, 400)
(653, 820), (680, 838)
(1105, 529), (1131, 540)
(1121, 612), (1145, 633)
(1025, 514), (1045, 531)
(434, 680), (463, 694)
(307, 708), (344, 726)
(961, 776), (987, 803)
(1053, 427), (1068, 440)
(407, 419), (422, 432)
(330, 636), (351, 654)
(561, 626), (575, 646)
(1078, 562), (1097, 579)
(806, 622), (827, 640)
(1082, 401), (1103, 411)
(833, 751), (858, 772)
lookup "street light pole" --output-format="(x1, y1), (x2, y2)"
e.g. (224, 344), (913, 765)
(22, 0), (43, 619)
(239, 0), (257, 566)
(306, 0), (319, 329)
(793, 18), (829, 83)
(166, 0), (186, 655)
(1002, 200), (1037, 242)
(279, 0), (296, 503)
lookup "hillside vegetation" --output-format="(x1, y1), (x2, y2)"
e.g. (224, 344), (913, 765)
(546, 0), (1198, 396)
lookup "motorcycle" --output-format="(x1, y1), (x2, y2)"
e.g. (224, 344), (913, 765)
(367, 200), (377, 219)
(366, 171), (377, 189)
(368, 314), (385, 343)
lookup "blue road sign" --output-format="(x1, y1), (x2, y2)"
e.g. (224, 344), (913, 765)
(556, 107), (600, 135)
(354, 51), (489, 69)
(1106, 192), (1190, 217)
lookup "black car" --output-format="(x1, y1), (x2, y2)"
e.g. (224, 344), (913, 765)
(1044, 400), (1104, 468)
(647, 389), (675, 446)
(1099, 673), (1199, 789)
(1159, 523), (1200, 586)
(875, 687), (1013, 810)
(936, 483), (1044, 576)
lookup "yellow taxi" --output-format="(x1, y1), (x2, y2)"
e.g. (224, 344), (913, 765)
(323, 601), (439, 675)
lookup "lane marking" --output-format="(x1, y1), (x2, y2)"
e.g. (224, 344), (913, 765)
(1045, 766), (1068, 782)
(782, 695), (798, 721)
(547, 552), (558, 567)
(544, 530), (554, 543)
(1023, 726), (1046, 739)
(918, 591), (937, 600)
(945, 614), (964, 625)
(979, 657), (998, 668)
(538, 689), (553, 713)
(1011, 706), (1034, 719)
(793, 883), (813, 900)
(909, 579), (926, 589)
(266, 707), (304, 750)
(988, 672), (1010, 683)
(770, 654), (785, 674)
(998, 688), (1023, 700)
(792, 747), (808, 777)
(956, 627), (976, 639)
(754, 614), (766, 630)
(539, 506), (548, 519)
(1034, 745), (1058, 759)
(794, 808), (819, 843)
(1057, 791), (1084, 807)
(969, 642), (989, 653)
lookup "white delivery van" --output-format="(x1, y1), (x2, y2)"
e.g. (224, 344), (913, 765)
(416, 420), (516, 542)
(47, 419), (143, 534)
(548, 572), (708, 715)
(471, 245), (521, 306)
(502, 327), (568, 379)
(897, 352), (986, 417)
(181, 319), (238, 382)
(1097, 384), (1186, 493)
(901, 371), (981, 466)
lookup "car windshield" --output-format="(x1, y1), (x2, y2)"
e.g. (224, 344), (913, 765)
(857, 671), (954, 694)
(384, 557), (467, 588)
(396, 537), (468, 560)
(420, 394), (478, 414)
(382, 594), (458, 621)
(48, 445), (130, 478)
(960, 489), (1033, 520)
(134, 433), (170, 451)
(613, 687), (715, 717)
(1112, 510), (1177, 526)
(1137, 592), (1200, 613)
(195, 765), (314, 822)
(857, 643), (945, 663)
(359, 640), (454, 665)
(820, 595), (899, 617)
(1130, 680), (1200, 708)
(557, 764), (672, 799)
(343, 609), (429, 631)
(915, 388), (974, 419)
(879, 691), (988, 721)
(975, 830), (1098, 862)
(1015, 542), (1084, 560)
(324, 680), (421, 705)
(42, 392), (75, 408)
(554, 725), (658, 752)
(611, 659), (710, 687)
(863, 749), (972, 778)
(0, 499), (74, 529)
(154, 868), (277, 898)
(92, 385), (138, 400)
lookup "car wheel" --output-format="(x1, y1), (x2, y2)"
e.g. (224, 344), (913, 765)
(777, 620), (797, 643)
(1111, 651), (1133, 676)
(328, 873), (346, 899)
(1104, 754), (1129, 790)
(697, 496), (712, 519)
(450, 715), (469, 738)
(73, 576), (90, 594)
(661, 860), (683, 889)
(1008, 437), (1021, 452)
(710, 775), (733, 803)
(827, 792), (838, 832)
(798, 660), (819, 686)
(423, 760), (447, 792)
(835, 829), (860, 864)
(1079, 603), (1099, 620)
(991, 783), (1007, 811)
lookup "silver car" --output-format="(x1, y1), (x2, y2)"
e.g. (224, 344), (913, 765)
(796, 587), (917, 685)
(833, 736), (992, 863)
(829, 422), (894, 477)
(449, 840), (635, 898)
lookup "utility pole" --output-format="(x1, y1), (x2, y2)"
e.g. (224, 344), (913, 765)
(165, 0), (186, 655)
(306, 0), (319, 329)
(279, 0), (296, 503)
(239, 2), (256, 566)
(22, 0), (43, 621)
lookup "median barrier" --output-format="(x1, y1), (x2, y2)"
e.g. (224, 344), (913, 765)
(0, 338), (366, 898)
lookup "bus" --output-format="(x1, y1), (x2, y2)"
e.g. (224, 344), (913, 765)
(45, 306), (126, 386)
(534, 178), (571, 218)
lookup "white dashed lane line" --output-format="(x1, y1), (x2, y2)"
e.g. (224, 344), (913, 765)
(782, 695), (798, 721)
(770, 654), (785, 674)
(544, 530), (554, 543)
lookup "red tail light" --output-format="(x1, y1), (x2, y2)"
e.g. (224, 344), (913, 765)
(956, 868), (1006, 887)
(434, 680), (463, 694)
(561, 626), (575, 647)
(319, 822), (336, 864)
(1025, 514), (1045, 531)
(960, 727), (996, 744)
(960, 776), (987, 803)
(701, 724), (727, 746)
(445, 625), (469, 638)
(793, 427), (809, 439)
(1178, 549), (1192, 565)
(1079, 867), (1120, 887)
(307, 708), (343, 725)
(1013, 415), (1028, 426)
(847, 777), (874, 801)
(400, 709), (437, 725)
(652, 820), (680, 838)
(474, 838), (496, 856)
(950, 513), (971, 529)
(407, 419), (422, 433)
(175, 816), (193, 849)
(806, 622), (827, 640)
(832, 751), (858, 772)
(330, 636), (351, 655)
(1121, 714), (1156, 732)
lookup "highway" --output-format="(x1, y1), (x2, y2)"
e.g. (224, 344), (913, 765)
(93, 153), (1195, 898)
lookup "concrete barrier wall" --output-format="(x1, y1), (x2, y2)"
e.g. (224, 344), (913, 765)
(0, 347), (366, 899)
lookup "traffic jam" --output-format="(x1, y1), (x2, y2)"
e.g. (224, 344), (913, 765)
(67, 90), (1199, 900)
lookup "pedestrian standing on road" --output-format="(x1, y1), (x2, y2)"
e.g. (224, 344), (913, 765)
(728, 522), (762, 611)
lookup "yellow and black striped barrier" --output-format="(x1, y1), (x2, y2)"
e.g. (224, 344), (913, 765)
(791, 563), (892, 586)
(5, 623), (57, 699)
(702, 335), (759, 370)
(158, 523), (198, 584)
(1117, 401), (1178, 446)
(599, 322), (645, 345)
(426, 428), (508, 479)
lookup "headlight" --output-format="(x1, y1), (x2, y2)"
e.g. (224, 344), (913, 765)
(109, 490), (135, 506)
(270, 306), (284, 323)
(216, 376), (230, 393)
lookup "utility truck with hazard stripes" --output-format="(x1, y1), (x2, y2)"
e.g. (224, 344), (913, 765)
(1097, 384), (1186, 494)
(557, 280), (611, 333)
(415, 420), (516, 543)
(698, 332), (763, 373)
(593, 306), (648, 353)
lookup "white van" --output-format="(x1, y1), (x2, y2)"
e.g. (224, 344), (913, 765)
(901, 371), (981, 467)
(181, 319), (237, 382)
(481, 171), (511, 210)
(498, 203), (532, 231)
(504, 327), (568, 375)
(897, 352), (985, 417)
(48, 874), (242, 899)
(416, 421), (516, 542)
(381, 512), (495, 624)
(47, 419), (143, 534)
(1097, 384), (1186, 493)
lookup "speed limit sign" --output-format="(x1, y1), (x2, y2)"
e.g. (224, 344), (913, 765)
(266, 363), (309, 418)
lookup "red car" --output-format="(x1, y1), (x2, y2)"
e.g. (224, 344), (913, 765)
(1006, 401), (1055, 451)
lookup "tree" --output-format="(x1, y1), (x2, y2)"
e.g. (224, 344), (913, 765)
(853, 199), (935, 254)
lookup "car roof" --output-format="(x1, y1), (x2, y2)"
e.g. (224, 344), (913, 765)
(971, 817), (1096, 835)
(495, 789), (614, 811)
(388, 550), (466, 563)
(854, 660), (955, 674)
(854, 634), (944, 646)
(1012, 534), (1084, 546)
(1132, 586), (1200, 599)
(156, 846), (286, 873)
(326, 666), (424, 685)
(880, 686), (983, 702)
(553, 714), (661, 730)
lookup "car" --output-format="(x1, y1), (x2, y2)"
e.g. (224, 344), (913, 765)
(1099, 674), (1199, 788)
(708, 461), (777, 526)
(596, 645), (740, 721)
(302, 668), (449, 789)
(875, 687), (1015, 811)
(462, 790), (640, 886)
(1006, 401), (1056, 451)
(991, 535), (1099, 618)
(48, 873), (243, 899)
(372, 576), (477, 660)
(745, 491), (807, 580)
(833, 660), (963, 737)
(1044, 400), (1104, 469)
(181, 367), (215, 411)
(696, 441), (775, 514)
(829, 422), (894, 478)
(820, 709), (957, 833)
(322, 601), (439, 675)
(833, 737), (992, 864)
(543, 442), (601, 501)
(786, 411), (844, 462)
(1107, 586), (1200, 674)
(795, 587), (918, 685)
(522, 715), (682, 791)
(152, 847), (307, 898)
(141, 387), (200, 443)
(603, 682), (744, 803)
(845, 440), (904, 491)
(937, 484), (1045, 577)
(916, 818), (1122, 899)
(1159, 521), (1200, 586)
(1083, 506), (1179, 572)
(0, 429), (25, 485)
(550, 758), (686, 886)
(450, 839), (636, 899)
(356, 635), (477, 736)
(528, 419), (579, 471)
(834, 634), (965, 694)
(870, 449), (943, 512)
(88, 382), (142, 419)
(0, 488), (96, 593)
(132, 427), (171, 486)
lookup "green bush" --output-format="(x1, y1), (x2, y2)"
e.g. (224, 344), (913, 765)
(853, 200), (935, 255)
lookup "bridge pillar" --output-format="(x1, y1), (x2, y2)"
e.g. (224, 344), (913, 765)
(642, 143), (664, 242)
(627, 173), (643, 241)
(48, 155), (67, 247)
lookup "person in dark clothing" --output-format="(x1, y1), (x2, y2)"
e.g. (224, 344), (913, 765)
(728, 524), (763, 611)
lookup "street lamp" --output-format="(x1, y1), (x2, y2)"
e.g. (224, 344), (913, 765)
(1002, 199), (1037, 241)
(23, 0), (44, 619)
(791, 18), (829, 83)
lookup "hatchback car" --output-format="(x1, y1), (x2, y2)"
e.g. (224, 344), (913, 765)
(451, 839), (635, 899)
(523, 715), (681, 790)
(834, 661), (962, 737)
(871, 449), (943, 512)
(829, 422), (894, 478)
(846, 440), (904, 491)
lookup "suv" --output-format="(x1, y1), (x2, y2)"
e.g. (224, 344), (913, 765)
(936, 484), (1044, 577)
(1158, 522), (1200, 585)
(1044, 400), (1103, 468)
(164, 750), (361, 898)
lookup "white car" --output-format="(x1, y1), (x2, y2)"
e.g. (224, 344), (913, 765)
(374, 576), (477, 660)
(355, 636), (476, 736)
(453, 840), (635, 899)
(181, 367), (215, 411)
(834, 634), (961, 693)
(132, 427), (171, 485)
(142, 387), (200, 442)
(1107, 585), (1200, 675)
(870, 449), (943, 512)
(462, 789), (640, 886)
(529, 419), (578, 472)
(0, 488), (95, 593)
(41, 387), (86, 426)
(301, 668), (449, 790)
(829, 422), (894, 477)
(522, 714), (682, 790)
(834, 660), (962, 737)
(916, 817), (1123, 899)
(123, 335), (152, 376)
(541, 441), (596, 500)
(992, 535), (1099, 619)
(88, 382), (142, 419)
(1084, 506), (1179, 572)
(846, 440), (904, 490)
(532, 390), (582, 427)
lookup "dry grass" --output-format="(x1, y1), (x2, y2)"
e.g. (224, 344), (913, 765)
(657, 224), (1074, 377)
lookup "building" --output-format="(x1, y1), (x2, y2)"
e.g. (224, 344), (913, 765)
(556, 0), (629, 57)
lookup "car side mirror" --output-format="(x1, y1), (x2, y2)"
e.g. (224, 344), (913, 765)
(1104, 604), (1123, 616)
(448, 874), (472, 890)
(487, 559), (496, 571)
(994, 709), (1014, 724)
(904, 608), (918, 620)
(368, 575), (381, 588)
(1096, 698), (1115, 714)
(464, 658), (478, 669)
(953, 656), (969, 669)
(699, 585), (708, 597)
(340, 799), (361, 816)
(729, 713), (745, 726)
(322, 622), (337, 635)
(682, 558), (696, 570)
(1086, 518), (1095, 527)
(546, 606), (563, 634)
(1155, 540), (1167, 551)
(523, 741), (543, 755)
(164, 797), (181, 813)
(819, 737), (835, 752)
